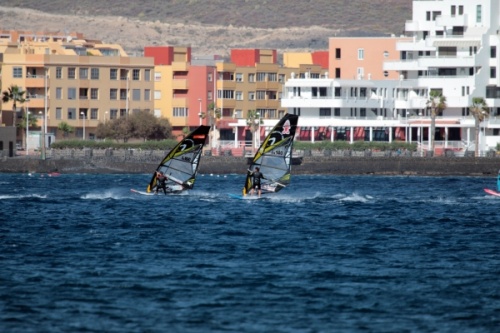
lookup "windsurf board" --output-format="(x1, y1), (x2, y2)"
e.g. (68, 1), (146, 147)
(484, 188), (500, 197)
(131, 189), (156, 196)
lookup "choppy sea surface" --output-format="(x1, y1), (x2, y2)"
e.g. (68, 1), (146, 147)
(1, 173), (499, 333)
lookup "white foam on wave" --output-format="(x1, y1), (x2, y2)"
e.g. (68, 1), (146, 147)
(0, 193), (47, 200)
(82, 189), (126, 200)
(338, 192), (370, 203)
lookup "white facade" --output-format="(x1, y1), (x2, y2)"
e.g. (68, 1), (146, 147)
(281, 0), (500, 155)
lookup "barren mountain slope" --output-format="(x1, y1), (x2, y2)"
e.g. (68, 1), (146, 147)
(0, 1), (412, 57)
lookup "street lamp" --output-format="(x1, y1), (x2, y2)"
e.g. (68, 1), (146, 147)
(255, 112), (260, 149)
(25, 99), (30, 156)
(81, 111), (86, 140)
(39, 110), (45, 160)
(105, 111), (108, 124)
(198, 98), (202, 125)
(482, 111), (487, 156)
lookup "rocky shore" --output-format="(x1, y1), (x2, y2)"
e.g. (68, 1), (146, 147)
(1, 148), (499, 176)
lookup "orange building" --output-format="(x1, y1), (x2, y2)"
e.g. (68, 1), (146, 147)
(329, 37), (409, 80)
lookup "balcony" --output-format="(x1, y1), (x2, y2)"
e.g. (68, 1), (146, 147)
(171, 62), (189, 72)
(172, 97), (187, 107)
(172, 79), (189, 90)
(436, 14), (467, 28)
(25, 74), (46, 88)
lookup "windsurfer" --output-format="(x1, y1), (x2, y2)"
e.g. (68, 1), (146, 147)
(248, 166), (266, 197)
(154, 171), (168, 195)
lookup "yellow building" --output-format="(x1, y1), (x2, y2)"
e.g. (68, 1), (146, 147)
(0, 30), (154, 145)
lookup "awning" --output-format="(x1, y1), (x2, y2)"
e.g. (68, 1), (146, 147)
(433, 39), (481, 48)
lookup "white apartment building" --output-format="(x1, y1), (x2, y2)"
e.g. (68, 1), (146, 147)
(281, 0), (500, 156)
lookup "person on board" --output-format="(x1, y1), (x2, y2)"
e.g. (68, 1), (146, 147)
(154, 171), (168, 195)
(249, 166), (266, 197)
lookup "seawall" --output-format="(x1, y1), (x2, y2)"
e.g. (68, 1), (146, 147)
(1, 151), (499, 176)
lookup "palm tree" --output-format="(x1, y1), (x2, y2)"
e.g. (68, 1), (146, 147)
(57, 121), (74, 138)
(206, 102), (221, 148)
(246, 109), (263, 154)
(425, 90), (447, 155)
(2, 85), (26, 134)
(469, 97), (489, 157)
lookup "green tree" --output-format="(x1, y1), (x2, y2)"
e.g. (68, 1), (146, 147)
(469, 97), (489, 157)
(2, 85), (26, 131)
(129, 110), (158, 141)
(111, 117), (134, 142)
(426, 90), (447, 155)
(246, 109), (263, 154)
(57, 121), (74, 138)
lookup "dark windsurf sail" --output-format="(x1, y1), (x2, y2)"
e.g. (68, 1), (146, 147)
(243, 113), (299, 195)
(147, 125), (210, 193)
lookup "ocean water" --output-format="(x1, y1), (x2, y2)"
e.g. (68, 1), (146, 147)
(1, 173), (499, 333)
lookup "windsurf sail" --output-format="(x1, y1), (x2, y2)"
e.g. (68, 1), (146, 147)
(147, 125), (210, 193)
(497, 169), (500, 192)
(243, 113), (299, 195)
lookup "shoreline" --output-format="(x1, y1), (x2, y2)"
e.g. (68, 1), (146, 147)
(1, 155), (499, 177)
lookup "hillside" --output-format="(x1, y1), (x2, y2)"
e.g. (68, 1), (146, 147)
(0, 0), (413, 57)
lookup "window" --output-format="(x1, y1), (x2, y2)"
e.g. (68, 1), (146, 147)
(384, 71), (389, 77)
(110, 109), (118, 119)
(358, 48), (364, 60)
(208, 72), (213, 82)
(451, 5), (456, 16)
(79, 88), (88, 99)
(319, 108), (331, 117)
(91, 88), (98, 100)
(334, 87), (341, 97)
(207, 91), (213, 101)
(120, 109), (127, 117)
(110, 68), (118, 80)
(256, 91), (266, 100)
(56, 67), (62, 79)
(110, 89), (118, 100)
(268, 73), (277, 82)
(91, 108), (98, 120)
(154, 91), (161, 100)
(120, 89), (127, 100)
(248, 73), (255, 82)
(173, 107), (187, 117)
(68, 67), (76, 79)
(257, 73), (266, 81)
(68, 88), (76, 100)
(68, 108), (76, 120)
(383, 51), (389, 58)
(491, 67), (496, 79)
(144, 89), (150, 101)
(234, 109), (242, 119)
(56, 87), (62, 99)
(91, 68), (99, 80)
(133, 69), (140, 80)
(459, 5), (463, 15)
(56, 108), (62, 120)
(154, 72), (162, 81)
(79, 68), (88, 79)
(132, 89), (141, 101)
(13, 67), (22, 78)
(144, 69), (151, 81)
(335, 68), (341, 78)
(279, 74), (286, 83)
(477, 5), (482, 23)
(236, 73), (243, 82)
(334, 108), (341, 116)
(335, 48), (341, 59)
(491, 46), (496, 58)
(249, 92), (255, 100)
(235, 91), (243, 100)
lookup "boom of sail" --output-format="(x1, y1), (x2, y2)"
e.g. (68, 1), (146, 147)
(243, 113), (299, 195)
(147, 125), (210, 193)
